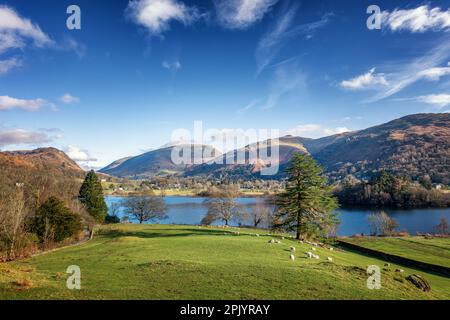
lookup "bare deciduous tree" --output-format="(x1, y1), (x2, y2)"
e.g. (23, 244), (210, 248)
(202, 185), (245, 226)
(367, 211), (398, 236)
(121, 193), (167, 224)
(435, 217), (449, 235)
(249, 203), (271, 228)
(0, 188), (29, 259)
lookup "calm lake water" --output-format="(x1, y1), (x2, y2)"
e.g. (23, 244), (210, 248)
(106, 196), (450, 236)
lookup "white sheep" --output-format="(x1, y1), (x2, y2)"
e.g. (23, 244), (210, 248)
(329, 247), (334, 251)
(311, 247), (316, 251)
(305, 252), (313, 259)
(313, 254), (320, 259)
(290, 254), (295, 261)
(290, 246), (296, 253)
(327, 257), (333, 262)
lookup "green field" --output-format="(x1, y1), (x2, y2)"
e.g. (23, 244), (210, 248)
(342, 237), (450, 268)
(1, 224), (449, 300)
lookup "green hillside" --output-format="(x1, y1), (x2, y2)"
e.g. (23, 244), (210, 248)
(1, 224), (449, 300)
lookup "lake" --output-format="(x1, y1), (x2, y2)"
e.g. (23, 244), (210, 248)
(106, 196), (450, 236)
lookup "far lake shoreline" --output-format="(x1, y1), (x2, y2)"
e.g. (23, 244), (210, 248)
(106, 195), (450, 236)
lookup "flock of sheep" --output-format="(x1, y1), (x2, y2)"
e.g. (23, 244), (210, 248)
(201, 226), (337, 263)
(267, 238), (335, 263)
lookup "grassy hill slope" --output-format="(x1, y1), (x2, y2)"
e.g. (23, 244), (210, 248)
(1, 224), (449, 300)
(342, 237), (450, 268)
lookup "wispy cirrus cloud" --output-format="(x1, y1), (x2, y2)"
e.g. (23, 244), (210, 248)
(214, 0), (279, 30)
(0, 57), (21, 75)
(162, 60), (181, 72)
(255, 1), (332, 75)
(126, 0), (201, 36)
(236, 99), (259, 115)
(263, 58), (305, 110)
(339, 37), (450, 102)
(0, 95), (47, 112)
(380, 5), (450, 33)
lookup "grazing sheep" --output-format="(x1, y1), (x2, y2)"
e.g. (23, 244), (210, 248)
(256, 234), (260, 237)
(290, 254), (295, 261)
(329, 247), (334, 251)
(299, 240), (303, 244)
(385, 263), (391, 267)
(327, 257), (333, 262)
(268, 239), (275, 244)
(305, 252), (313, 259)
(311, 247), (316, 251)
(313, 254), (320, 259)
(290, 246), (296, 253)
(395, 269), (404, 273)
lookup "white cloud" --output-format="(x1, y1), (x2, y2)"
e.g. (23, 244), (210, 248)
(0, 6), (51, 75)
(0, 95), (46, 112)
(0, 57), (21, 74)
(364, 39), (450, 102)
(126, 0), (200, 36)
(162, 60), (181, 72)
(65, 145), (97, 162)
(418, 62), (450, 81)
(214, 0), (279, 29)
(340, 68), (389, 90)
(286, 124), (350, 139)
(381, 5), (450, 33)
(417, 94), (450, 108)
(0, 129), (53, 147)
(59, 93), (80, 104)
(256, 2), (332, 75)
(0, 5), (51, 53)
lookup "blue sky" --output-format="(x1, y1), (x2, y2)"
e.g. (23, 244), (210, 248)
(1, 0), (450, 168)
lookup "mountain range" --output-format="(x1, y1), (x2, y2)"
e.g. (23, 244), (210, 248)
(99, 113), (450, 184)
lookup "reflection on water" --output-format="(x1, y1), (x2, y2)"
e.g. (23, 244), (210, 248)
(106, 196), (450, 236)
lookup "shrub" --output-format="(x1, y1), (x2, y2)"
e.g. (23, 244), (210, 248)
(31, 197), (82, 243)
(105, 214), (121, 224)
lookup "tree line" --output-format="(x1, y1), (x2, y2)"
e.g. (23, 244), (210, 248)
(335, 172), (450, 208)
(0, 170), (108, 261)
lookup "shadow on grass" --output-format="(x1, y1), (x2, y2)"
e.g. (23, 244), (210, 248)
(98, 227), (238, 240)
